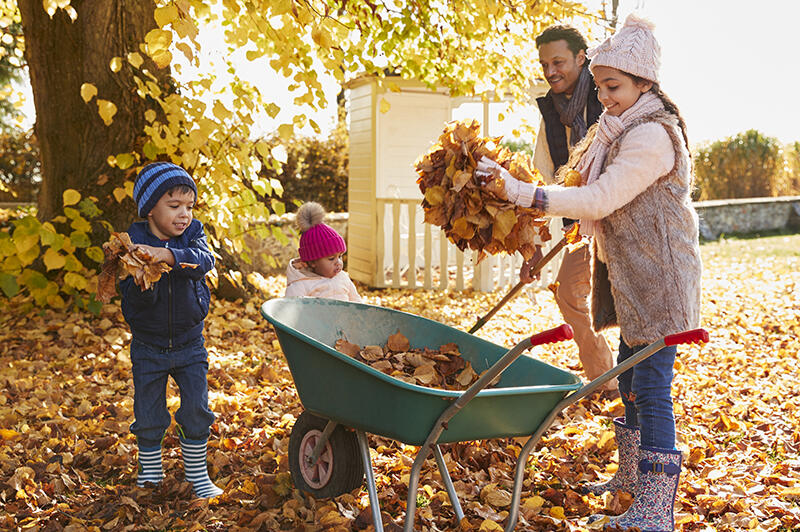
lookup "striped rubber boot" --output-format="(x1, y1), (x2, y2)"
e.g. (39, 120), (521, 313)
(605, 446), (682, 532)
(583, 417), (640, 496)
(136, 445), (164, 487)
(179, 437), (223, 498)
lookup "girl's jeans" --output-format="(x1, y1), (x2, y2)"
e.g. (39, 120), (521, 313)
(130, 336), (215, 448)
(617, 336), (677, 449)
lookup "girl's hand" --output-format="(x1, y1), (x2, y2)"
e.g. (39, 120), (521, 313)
(476, 156), (536, 207)
(134, 244), (175, 266)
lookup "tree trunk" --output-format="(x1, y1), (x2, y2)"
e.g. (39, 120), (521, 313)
(18, 0), (169, 231)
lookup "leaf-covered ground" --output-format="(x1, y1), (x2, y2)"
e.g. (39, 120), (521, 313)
(1, 233), (799, 531)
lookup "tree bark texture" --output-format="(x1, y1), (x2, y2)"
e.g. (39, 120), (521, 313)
(18, 0), (169, 231)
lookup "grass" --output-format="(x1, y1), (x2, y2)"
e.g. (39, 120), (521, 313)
(700, 228), (800, 263)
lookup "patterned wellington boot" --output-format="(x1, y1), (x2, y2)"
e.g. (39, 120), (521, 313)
(180, 437), (224, 498)
(583, 417), (640, 496)
(604, 446), (682, 532)
(136, 445), (164, 487)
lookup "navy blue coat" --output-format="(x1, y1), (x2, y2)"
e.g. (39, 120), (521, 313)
(120, 219), (215, 349)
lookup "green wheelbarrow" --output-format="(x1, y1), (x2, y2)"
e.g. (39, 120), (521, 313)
(260, 297), (708, 531)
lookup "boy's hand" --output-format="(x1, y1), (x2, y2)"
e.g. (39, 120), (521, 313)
(135, 244), (175, 266)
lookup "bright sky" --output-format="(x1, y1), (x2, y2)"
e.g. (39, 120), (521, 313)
(245, 0), (800, 147)
(14, 1), (799, 147)
(615, 0), (800, 145)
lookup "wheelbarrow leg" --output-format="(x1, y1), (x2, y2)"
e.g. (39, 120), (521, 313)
(433, 445), (464, 522)
(404, 448), (428, 532)
(356, 430), (384, 532)
(503, 330), (709, 531)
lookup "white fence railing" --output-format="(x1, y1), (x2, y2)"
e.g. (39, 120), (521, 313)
(376, 199), (565, 292)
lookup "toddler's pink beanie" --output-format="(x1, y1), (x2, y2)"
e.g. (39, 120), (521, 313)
(588, 13), (661, 84)
(296, 202), (346, 262)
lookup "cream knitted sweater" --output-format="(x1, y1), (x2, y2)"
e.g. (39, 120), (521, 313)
(540, 112), (701, 345)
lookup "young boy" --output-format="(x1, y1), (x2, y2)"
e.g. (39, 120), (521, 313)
(120, 161), (222, 498)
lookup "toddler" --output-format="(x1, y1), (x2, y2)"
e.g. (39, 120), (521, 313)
(285, 202), (362, 302)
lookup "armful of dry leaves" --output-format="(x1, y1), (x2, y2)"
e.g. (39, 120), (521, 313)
(96, 232), (172, 302)
(414, 119), (551, 262)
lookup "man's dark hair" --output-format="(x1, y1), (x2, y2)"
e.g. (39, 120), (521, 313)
(535, 25), (588, 55)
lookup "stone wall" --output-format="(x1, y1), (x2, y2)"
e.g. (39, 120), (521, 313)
(246, 196), (800, 273)
(694, 196), (800, 240)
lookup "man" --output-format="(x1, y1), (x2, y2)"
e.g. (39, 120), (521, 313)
(522, 25), (615, 390)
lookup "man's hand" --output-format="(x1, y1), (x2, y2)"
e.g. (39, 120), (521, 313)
(134, 244), (175, 266)
(518, 246), (544, 284)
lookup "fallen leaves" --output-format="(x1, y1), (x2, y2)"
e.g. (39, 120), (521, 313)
(334, 332), (480, 390)
(97, 232), (171, 301)
(0, 234), (799, 530)
(415, 119), (550, 262)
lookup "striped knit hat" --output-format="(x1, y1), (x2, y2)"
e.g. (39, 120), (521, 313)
(588, 13), (661, 84)
(133, 162), (197, 217)
(297, 202), (346, 262)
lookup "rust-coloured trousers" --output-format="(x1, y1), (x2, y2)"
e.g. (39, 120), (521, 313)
(554, 245), (615, 388)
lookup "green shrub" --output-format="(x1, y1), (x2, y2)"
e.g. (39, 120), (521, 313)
(0, 128), (40, 202)
(257, 118), (348, 213)
(777, 141), (800, 197)
(501, 139), (534, 157)
(693, 130), (782, 200)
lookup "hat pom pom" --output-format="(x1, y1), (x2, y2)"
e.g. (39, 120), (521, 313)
(296, 202), (326, 233)
(622, 13), (656, 31)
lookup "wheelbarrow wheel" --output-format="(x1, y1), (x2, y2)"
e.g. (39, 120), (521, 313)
(288, 411), (364, 498)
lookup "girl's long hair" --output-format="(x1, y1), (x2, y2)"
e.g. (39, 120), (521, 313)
(651, 84), (690, 155)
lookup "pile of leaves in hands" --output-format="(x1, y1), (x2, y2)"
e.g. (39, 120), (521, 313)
(97, 232), (171, 302)
(334, 331), (482, 390)
(415, 119), (550, 262)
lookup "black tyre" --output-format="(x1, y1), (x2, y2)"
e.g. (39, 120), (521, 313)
(288, 411), (364, 498)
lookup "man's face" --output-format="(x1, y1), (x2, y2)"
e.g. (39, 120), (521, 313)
(538, 39), (586, 95)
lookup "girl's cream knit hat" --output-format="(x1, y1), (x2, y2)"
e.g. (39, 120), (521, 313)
(588, 13), (661, 83)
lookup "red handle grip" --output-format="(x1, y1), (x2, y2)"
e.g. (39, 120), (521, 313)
(530, 324), (574, 347)
(664, 328), (709, 346)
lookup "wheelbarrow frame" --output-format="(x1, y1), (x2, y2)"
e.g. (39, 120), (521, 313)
(261, 298), (708, 531)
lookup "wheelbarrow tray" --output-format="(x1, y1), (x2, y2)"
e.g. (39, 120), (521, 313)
(261, 298), (581, 446)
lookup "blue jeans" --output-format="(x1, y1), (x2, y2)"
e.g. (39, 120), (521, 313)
(617, 336), (676, 449)
(130, 336), (215, 448)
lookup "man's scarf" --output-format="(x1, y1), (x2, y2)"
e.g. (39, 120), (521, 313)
(551, 64), (592, 145)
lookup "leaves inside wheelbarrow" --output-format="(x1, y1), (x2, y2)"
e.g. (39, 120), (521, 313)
(334, 331), (481, 390)
(97, 231), (171, 302)
(414, 119), (551, 262)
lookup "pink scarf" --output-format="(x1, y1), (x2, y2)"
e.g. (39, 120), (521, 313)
(575, 91), (664, 235)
